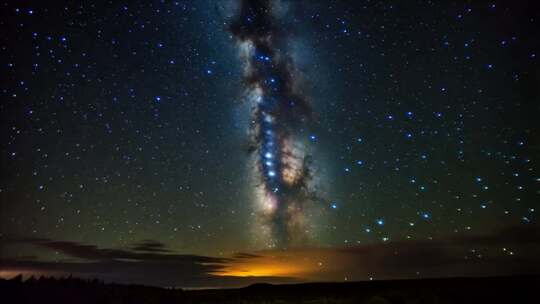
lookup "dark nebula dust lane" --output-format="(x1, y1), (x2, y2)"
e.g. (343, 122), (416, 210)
(229, 0), (317, 248)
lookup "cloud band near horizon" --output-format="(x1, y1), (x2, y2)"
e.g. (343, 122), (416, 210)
(1, 224), (539, 288)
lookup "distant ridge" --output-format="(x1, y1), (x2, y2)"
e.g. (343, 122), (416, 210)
(2, 274), (539, 303)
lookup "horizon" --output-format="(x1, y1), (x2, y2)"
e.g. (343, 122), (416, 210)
(3, 271), (539, 290)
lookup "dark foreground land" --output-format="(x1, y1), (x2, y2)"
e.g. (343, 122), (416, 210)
(1, 275), (538, 303)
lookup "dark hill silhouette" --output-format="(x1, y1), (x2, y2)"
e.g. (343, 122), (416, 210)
(1, 274), (538, 303)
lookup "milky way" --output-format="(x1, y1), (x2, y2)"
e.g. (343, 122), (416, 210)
(230, 0), (316, 248)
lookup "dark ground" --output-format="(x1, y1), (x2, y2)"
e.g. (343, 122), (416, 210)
(1, 275), (538, 303)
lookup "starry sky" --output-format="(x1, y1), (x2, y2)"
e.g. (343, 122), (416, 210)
(1, 0), (539, 288)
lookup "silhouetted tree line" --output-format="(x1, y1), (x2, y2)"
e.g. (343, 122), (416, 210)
(7, 274), (107, 285)
(1, 275), (182, 304)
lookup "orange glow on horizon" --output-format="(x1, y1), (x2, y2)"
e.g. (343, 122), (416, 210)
(0, 269), (51, 279)
(212, 254), (319, 278)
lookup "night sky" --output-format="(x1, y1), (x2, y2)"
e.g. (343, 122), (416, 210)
(1, 0), (539, 288)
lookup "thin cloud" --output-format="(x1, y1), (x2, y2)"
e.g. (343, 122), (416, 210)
(1, 225), (539, 287)
(220, 224), (540, 281)
(131, 240), (173, 253)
